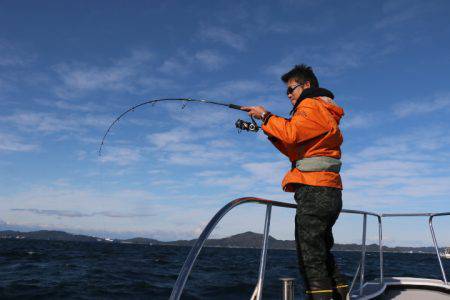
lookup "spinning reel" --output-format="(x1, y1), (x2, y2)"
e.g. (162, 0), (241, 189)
(235, 116), (259, 133)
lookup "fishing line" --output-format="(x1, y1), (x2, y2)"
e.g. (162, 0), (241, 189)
(98, 98), (258, 156)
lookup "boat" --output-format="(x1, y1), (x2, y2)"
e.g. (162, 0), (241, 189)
(169, 197), (450, 299)
(441, 248), (450, 259)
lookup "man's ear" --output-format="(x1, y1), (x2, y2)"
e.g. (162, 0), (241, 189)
(304, 81), (311, 89)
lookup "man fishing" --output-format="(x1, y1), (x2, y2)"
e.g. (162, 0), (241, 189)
(242, 64), (348, 300)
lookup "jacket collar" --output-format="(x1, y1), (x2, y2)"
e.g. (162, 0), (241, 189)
(290, 87), (334, 115)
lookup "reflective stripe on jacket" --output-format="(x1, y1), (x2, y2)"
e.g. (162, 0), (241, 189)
(261, 96), (344, 192)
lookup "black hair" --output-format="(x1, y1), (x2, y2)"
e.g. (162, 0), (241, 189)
(281, 64), (319, 88)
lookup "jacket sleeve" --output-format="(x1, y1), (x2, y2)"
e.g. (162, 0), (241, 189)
(262, 102), (328, 144)
(267, 136), (290, 157)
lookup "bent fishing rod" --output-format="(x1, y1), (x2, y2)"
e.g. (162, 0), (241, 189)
(98, 98), (259, 156)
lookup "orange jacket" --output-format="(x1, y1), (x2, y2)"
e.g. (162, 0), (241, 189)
(262, 94), (344, 192)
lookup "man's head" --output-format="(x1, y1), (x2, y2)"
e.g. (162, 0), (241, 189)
(281, 64), (319, 106)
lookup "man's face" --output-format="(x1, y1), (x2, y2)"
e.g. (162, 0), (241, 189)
(286, 79), (309, 106)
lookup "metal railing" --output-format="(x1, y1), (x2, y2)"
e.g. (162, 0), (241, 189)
(169, 197), (449, 299)
(381, 212), (450, 285)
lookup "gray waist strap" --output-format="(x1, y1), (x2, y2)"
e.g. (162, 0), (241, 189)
(294, 156), (341, 173)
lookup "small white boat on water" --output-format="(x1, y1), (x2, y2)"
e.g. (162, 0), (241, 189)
(441, 248), (450, 259)
(169, 197), (450, 299)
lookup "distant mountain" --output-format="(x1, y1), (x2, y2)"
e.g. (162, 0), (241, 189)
(0, 230), (444, 253)
(0, 230), (101, 242)
(121, 237), (160, 245)
(161, 232), (442, 253)
(164, 231), (292, 249)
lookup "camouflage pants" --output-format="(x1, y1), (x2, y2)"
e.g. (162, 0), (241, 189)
(294, 184), (346, 290)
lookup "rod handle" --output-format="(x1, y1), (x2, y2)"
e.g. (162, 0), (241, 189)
(228, 103), (244, 110)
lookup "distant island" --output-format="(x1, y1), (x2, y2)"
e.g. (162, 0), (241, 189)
(0, 230), (444, 253)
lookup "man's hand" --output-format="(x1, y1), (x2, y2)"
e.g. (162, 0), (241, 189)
(241, 106), (268, 120)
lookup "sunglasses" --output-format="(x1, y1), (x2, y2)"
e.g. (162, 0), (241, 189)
(286, 83), (303, 95)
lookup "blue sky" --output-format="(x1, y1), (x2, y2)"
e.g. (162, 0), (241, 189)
(1, 0), (450, 246)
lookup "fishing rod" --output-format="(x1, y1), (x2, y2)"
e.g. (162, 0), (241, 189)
(98, 98), (259, 156)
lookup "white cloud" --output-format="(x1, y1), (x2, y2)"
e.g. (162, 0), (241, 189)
(158, 49), (228, 75)
(1, 185), (161, 217)
(207, 139), (235, 148)
(195, 170), (229, 178)
(53, 49), (155, 96)
(0, 39), (35, 67)
(167, 104), (233, 129)
(147, 127), (200, 148)
(197, 160), (286, 194)
(361, 128), (450, 160)
(241, 161), (286, 184)
(341, 112), (378, 129)
(375, 0), (425, 30)
(163, 147), (237, 166)
(342, 127), (450, 209)
(0, 111), (111, 134)
(0, 132), (38, 152)
(194, 50), (227, 70)
(201, 174), (255, 191)
(55, 64), (129, 91)
(344, 160), (430, 181)
(199, 26), (247, 51)
(265, 37), (400, 78)
(34, 98), (104, 112)
(0, 111), (75, 132)
(0, 183), (238, 240)
(147, 127), (250, 167)
(158, 57), (190, 75)
(336, 93), (450, 133)
(198, 79), (268, 99)
(11, 208), (155, 218)
(99, 146), (142, 166)
(393, 94), (450, 118)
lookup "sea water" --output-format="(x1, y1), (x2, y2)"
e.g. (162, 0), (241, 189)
(0, 239), (449, 299)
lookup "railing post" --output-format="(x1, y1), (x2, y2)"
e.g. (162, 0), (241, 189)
(359, 213), (367, 295)
(255, 204), (272, 300)
(169, 199), (249, 300)
(378, 216), (383, 284)
(280, 278), (295, 300)
(348, 260), (361, 296)
(428, 216), (448, 284)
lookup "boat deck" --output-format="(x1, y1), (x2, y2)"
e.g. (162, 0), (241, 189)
(352, 277), (450, 299)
